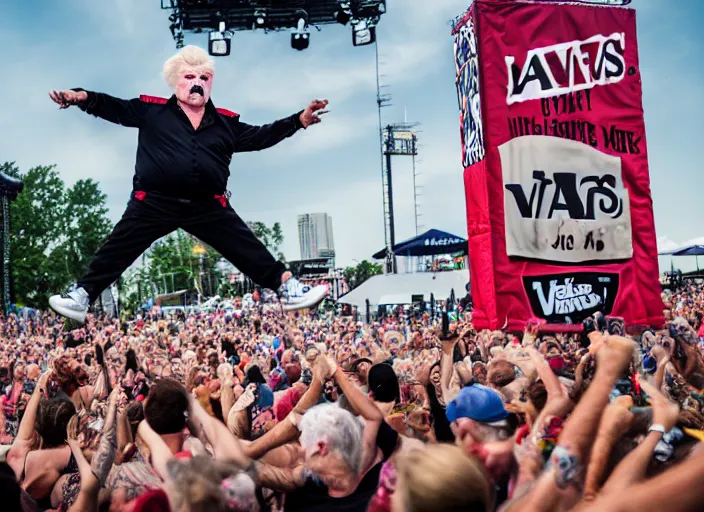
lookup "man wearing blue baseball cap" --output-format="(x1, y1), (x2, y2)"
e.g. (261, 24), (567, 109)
(446, 384), (510, 425)
(446, 384), (516, 497)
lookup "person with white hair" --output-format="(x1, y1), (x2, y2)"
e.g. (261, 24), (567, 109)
(46, 45), (330, 324)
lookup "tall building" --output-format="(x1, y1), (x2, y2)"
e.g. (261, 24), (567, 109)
(298, 213), (335, 261)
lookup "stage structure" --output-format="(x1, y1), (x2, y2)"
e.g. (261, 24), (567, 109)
(0, 171), (23, 314)
(161, 0), (388, 54)
(453, 0), (661, 331)
(381, 123), (420, 274)
(99, 284), (120, 319)
(288, 257), (348, 300)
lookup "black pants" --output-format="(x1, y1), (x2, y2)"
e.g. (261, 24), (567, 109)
(78, 192), (285, 302)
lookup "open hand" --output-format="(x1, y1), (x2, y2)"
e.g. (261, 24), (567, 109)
(641, 380), (679, 432)
(299, 99), (329, 128)
(49, 89), (87, 109)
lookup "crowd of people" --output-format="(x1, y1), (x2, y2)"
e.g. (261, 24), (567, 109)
(0, 284), (703, 511)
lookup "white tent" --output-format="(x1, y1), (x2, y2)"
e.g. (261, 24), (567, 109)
(337, 270), (469, 308)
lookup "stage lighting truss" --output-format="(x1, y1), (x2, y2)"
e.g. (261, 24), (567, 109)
(161, 0), (387, 51)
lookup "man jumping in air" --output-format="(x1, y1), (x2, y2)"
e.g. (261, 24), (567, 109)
(48, 45), (329, 323)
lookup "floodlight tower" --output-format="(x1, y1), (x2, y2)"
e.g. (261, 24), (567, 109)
(381, 122), (420, 274)
(375, 41), (421, 273)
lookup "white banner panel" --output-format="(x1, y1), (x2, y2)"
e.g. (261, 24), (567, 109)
(499, 136), (632, 263)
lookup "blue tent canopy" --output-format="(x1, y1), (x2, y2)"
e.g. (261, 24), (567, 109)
(372, 229), (468, 259)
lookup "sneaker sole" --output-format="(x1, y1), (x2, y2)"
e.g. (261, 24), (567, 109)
(282, 285), (328, 312)
(49, 296), (87, 324)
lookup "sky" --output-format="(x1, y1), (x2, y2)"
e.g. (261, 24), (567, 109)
(0, 0), (702, 271)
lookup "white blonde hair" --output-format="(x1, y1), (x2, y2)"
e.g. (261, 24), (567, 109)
(163, 45), (215, 89)
(299, 404), (364, 476)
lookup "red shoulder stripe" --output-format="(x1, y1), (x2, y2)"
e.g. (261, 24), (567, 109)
(139, 95), (168, 104)
(216, 107), (239, 118)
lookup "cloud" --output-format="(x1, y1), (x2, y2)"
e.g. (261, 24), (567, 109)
(657, 236), (680, 253)
(659, 236), (704, 253)
(288, 112), (378, 156)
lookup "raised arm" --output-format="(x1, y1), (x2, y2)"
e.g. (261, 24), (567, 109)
(231, 99), (328, 153)
(244, 359), (326, 460)
(136, 420), (174, 483)
(49, 89), (149, 128)
(91, 388), (121, 485)
(231, 115), (303, 153)
(6, 372), (49, 478)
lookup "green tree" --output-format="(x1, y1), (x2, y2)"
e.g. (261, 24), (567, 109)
(148, 230), (197, 295)
(247, 221), (286, 262)
(5, 162), (68, 307)
(3, 162), (113, 309)
(55, 179), (113, 280)
(343, 260), (383, 290)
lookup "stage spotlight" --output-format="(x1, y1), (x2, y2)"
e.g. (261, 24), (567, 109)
(352, 20), (376, 46)
(209, 29), (231, 56)
(254, 10), (266, 27)
(291, 31), (310, 51)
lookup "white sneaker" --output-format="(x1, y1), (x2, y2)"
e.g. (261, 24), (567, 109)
(49, 288), (90, 324)
(278, 278), (328, 311)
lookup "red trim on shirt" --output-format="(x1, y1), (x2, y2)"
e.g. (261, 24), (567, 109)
(139, 95), (168, 104)
(216, 107), (239, 118)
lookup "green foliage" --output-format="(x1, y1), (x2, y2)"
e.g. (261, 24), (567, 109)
(3, 162), (112, 308)
(247, 221), (286, 262)
(343, 260), (383, 290)
(148, 230), (197, 294)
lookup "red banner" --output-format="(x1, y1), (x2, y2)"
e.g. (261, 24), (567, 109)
(454, 0), (663, 330)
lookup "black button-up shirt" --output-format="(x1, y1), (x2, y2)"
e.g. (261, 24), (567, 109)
(75, 91), (304, 199)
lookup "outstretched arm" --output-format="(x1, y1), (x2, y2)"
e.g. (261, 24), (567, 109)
(49, 89), (149, 128)
(231, 99), (328, 153)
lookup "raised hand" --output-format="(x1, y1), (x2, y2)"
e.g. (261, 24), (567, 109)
(640, 380), (679, 432)
(49, 89), (87, 109)
(299, 99), (329, 128)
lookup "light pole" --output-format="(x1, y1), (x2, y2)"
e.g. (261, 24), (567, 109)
(192, 244), (207, 305)
(0, 171), (23, 314)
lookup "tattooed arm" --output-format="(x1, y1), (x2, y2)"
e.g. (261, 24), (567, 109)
(67, 439), (99, 512)
(91, 388), (120, 484)
(254, 461), (306, 493)
(115, 404), (132, 465)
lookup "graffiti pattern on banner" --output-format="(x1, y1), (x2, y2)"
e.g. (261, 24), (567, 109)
(504, 32), (642, 156)
(523, 272), (619, 324)
(499, 136), (632, 263)
(505, 32), (627, 105)
(455, 13), (485, 168)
